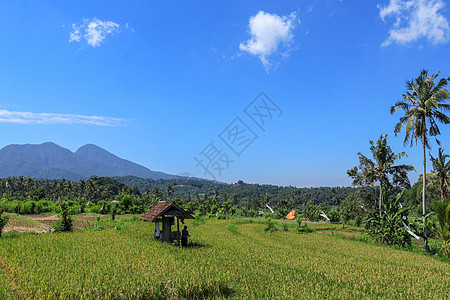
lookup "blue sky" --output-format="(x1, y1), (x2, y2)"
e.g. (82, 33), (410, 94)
(1, 0), (450, 187)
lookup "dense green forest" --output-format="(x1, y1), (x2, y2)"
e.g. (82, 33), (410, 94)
(0, 175), (361, 217)
(0, 174), (439, 221)
(114, 176), (359, 206)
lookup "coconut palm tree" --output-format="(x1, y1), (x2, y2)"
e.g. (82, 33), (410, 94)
(166, 185), (174, 199)
(390, 69), (450, 249)
(347, 134), (414, 210)
(429, 147), (450, 203)
(78, 179), (86, 199)
(17, 176), (25, 214)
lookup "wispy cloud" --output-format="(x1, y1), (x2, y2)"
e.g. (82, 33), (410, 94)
(379, 0), (450, 46)
(69, 17), (120, 47)
(0, 109), (124, 126)
(239, 11), (298, 72)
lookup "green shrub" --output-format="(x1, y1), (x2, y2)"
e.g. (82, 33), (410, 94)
(296, 223), (315, 233)
(295, 218), (315, 233)
(53, 202), (73, 232)
(85, 221), (104, 231)
(216, 213), (228, 220)
(424, 200), (450, 257)
(110, 204), (117, 221)
(193, 213), (206, 227)
(264, 218), (277, 234)
(0, 200), (18, 213)
(35, 200), (54, 214)
(365, 189), (412, 247)
(22, 200), (37, 214)
(328, 207), (341, 223)
(0, 208), (9, 237)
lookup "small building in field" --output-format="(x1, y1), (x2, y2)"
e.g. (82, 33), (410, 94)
(140, 201), (194, 244)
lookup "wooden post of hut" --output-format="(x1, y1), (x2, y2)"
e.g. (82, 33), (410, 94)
(140, 201), (194, 245)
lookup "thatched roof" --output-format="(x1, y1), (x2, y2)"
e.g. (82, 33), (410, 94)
(140, 201), (194, 222)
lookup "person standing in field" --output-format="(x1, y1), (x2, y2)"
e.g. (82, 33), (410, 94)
(181, 225), (190, 247)
(154, 223), (160, 240)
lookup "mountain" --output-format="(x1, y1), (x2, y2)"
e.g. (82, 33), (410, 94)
(0, 142), (180, 180)
(75, 144), (177, 179)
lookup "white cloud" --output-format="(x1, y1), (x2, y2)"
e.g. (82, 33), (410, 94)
(379, 0), (450, 46)
(0, 109), (124, 126)
(69, 17), (120, 47)
(239, 11), (297, 71)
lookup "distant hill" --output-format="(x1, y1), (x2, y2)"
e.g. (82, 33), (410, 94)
(114, 175), (359, 206)
(0, 142), (181, 181)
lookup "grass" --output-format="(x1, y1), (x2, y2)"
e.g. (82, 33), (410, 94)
(0, 218), (448, 299)
(0, 264), (17, 300)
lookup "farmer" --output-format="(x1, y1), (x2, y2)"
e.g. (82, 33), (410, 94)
(181, 225), (190, 247)
(154, 223), (160, 240)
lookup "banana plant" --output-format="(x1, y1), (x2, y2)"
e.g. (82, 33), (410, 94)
(423, 200), (450, 256)
(365, 189), (413, 246)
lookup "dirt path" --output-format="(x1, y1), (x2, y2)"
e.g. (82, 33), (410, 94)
(3, 224), (54, 234)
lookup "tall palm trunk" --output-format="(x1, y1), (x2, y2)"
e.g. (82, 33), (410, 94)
(440, 178), (447, 202)
(422, 128), (430, 251)
(379, 183), (382, 211)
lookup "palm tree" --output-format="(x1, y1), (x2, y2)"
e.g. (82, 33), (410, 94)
(78, 179), (86, 199)
(17, 176), (25, 214)
(347, 134), (414, 210)
(151, 187), (162, 200)
(166, 185), (174, 199)
(25, 177), (34, 200)
(429, 147), (450, 202)
(57, 179), (66, 201)
(390, 69), (450, 249)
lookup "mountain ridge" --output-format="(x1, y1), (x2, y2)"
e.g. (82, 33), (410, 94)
(0, 142), (180, 181)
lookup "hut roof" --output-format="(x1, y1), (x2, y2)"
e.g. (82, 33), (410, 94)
(140, 201), (194, 222)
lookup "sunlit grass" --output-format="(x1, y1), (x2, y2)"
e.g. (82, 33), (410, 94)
(0, 218), (448, 299)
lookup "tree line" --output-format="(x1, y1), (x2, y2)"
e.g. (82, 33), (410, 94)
(347, 69), (450, 255)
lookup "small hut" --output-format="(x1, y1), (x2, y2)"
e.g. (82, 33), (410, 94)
(140, 201), (194, 244)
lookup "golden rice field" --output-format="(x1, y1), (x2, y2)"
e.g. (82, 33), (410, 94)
(0, 218), (449, 299)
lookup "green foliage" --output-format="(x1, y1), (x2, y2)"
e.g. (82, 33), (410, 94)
(300, 203), (324, 221)
(296, 223), (315, 233)
(424, 200), (450, 256)
(347, 134), (414, 211)
(0, 208), (10, 237)
(429, 147), (450, 203)
(264, 218), (277, 234)
(84, 219), (128, 231)
(295, 217), (315, 233)
(110, 203), (117, 221)
(391, 69), (450, 151)
(216, 213), (228, 220)
(391, 69), (450, 250)
(341, 189), (375, 225)
(0, 176), (363, 220)
(328, 207), (341, 223)
(365, 190), (413, 247)
(192, 213), (206, 227)
(53, 202), (73, 232)
(116, 176), (358, 208)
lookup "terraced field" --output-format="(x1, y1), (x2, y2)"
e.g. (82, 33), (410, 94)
(0, 218), (448, 299)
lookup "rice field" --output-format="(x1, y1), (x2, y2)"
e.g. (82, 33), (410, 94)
(0, 218), (448, 299)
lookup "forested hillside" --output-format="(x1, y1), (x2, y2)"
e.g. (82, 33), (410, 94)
(115, 176), (359, 206)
